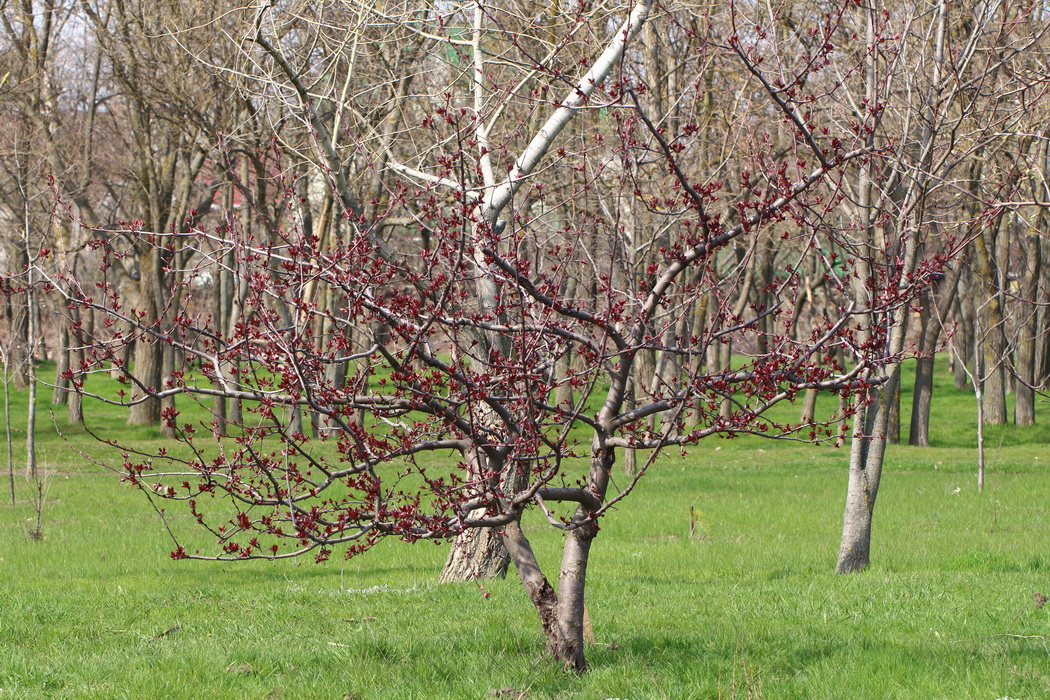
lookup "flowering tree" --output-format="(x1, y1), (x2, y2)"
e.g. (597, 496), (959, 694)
(34, 0), (961, 671)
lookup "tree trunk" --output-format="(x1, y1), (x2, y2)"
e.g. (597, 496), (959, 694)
(439, 442), (516, 580)
(439, 525), (510, 582)
(800, 388), (818, 424)
(128, 251), (164, 426)
(553, 520), (595, 672)
(128, 337), (163, 426)
(953, 290), (973, 390)
(66, 305), (86, 423)
(1015, 228), (1041, 426)
(25, 287), (37, 481)
(909, 355), (934, 446)
(622, 374), (637, 476)
(7, 243), (30, 391)
(502, 520), (559, 644)
(836, 369), (899, 573)
(52, 323), (70, 405)
(684, 290), (709, 430)
(160, 344), (177, 439)
(886, 380), (901, 445)
(909, 259), (963, 446)
(972, 221), (1008, 425)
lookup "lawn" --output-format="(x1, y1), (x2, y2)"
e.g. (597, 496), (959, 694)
(0, 359), (1048, 698)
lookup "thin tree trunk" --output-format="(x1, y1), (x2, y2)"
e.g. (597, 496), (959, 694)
(1014, 227), (1041, 426)
(800, 388), (818, 424)
(67, 305), (85, 424)
(972, 217), (1008, 425)
(127, 250), (164, 426)
(909, 259), (963, 446)
(836, 370), (899, 573)
(4, 357), (13, 505)
(51, 323), (70, 405)
(25, 288), (37, 481)
(954, 290), (973, 390)
(622, 374), (636, 476)
(7, 244), (29, 391)
(886, 381), (901, 444)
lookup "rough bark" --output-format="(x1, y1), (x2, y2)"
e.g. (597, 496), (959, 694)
(554, 521), (595, 672)
(503, 520), (559, 641)
(439, 526), (510, 582)
(128, 338), (162, 426)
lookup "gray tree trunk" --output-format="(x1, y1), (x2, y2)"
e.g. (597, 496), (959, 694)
(836, 370), (899, 573)
(160, 343), (177, 439)
(909, 259), (963, 446)
(7, 243), (30, 391)
(52, 323), (70, 405)
(128, 251), (164, 427)
(439, 526), (510, 582)
(886, 381), (901, 445)
(1014, 228), (1041, 426)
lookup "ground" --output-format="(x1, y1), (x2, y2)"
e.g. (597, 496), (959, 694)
(0, 361), (1047, 698)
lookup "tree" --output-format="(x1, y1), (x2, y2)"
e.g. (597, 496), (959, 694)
(834, 0), (1050, 571)
(33, 0), (966, 671)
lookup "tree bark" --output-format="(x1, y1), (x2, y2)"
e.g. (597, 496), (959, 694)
(1014, 228), (1041, 426)
(836, 370), (899, 573)
(52, 322), (70, 405)
(127, 247), (164, 426)
(439, 526), (510, 582)
(972, 220), (1008, 424)
(6, 242), (30, 391)
(886, 381), (901, 444)
(909, 259), (963, 446)
(128, 337), (163, 426)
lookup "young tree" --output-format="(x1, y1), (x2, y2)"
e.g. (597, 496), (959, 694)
(833, 0), (1050, 571)
(35, 0), (963, 671)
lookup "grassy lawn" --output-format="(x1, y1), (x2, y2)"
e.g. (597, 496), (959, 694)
(0, 359), (1048, 698)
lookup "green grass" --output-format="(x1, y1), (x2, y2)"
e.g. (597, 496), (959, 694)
(0, 358), (1048, 698)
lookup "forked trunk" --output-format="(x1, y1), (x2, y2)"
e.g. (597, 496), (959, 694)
(503, 516), (595, 672)
(502, 520), (559, 640)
